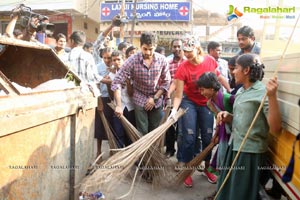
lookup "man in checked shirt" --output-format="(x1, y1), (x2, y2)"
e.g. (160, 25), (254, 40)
(111, 32), (171, 135)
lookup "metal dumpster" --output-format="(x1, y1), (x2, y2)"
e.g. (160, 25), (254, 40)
(0, 36), (97, 200)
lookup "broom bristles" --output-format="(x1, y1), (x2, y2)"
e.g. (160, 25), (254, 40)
(107, 102), (173, 181)
(116, 110), (176, 184)
(79, 108), (187, 197)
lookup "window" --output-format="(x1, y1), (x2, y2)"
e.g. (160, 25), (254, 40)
(232, 47), (239, 53)
(224, 47), (231, 53)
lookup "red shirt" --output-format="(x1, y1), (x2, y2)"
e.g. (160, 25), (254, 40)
(175, 55), (220, 106)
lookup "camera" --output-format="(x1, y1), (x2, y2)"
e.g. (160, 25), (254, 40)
(13, 4), (54, 33)
(36, 21), (55, 37)
(113, 14), (128, 27)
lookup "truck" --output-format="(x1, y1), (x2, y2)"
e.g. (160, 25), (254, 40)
(261, 15), (300, 199)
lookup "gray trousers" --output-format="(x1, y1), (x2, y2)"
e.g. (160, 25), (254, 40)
(134, 104), (162, 135)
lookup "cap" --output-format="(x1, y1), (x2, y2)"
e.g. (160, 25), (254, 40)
(182, 35), (200, 51)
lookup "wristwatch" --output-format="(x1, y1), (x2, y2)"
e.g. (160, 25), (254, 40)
(153, 96), (159, 103)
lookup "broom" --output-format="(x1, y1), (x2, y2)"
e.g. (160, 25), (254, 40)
(79, 108), (187, 198)
(107, 102), (142, 142)
(98, 110), (118, 151)
(96, 97), (119, 151)
(107, 102), (175, 185)
(158, 105), (172, 152)
(84, 109), (119, 176)
(175, 133), (219, 185)
(86, 152), (104, 176)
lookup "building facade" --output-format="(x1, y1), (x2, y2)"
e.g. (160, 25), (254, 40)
(0, 0), (103, 45)
(0, 0), (240, 56)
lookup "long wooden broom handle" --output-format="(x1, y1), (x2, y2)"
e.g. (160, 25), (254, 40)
(214, 14), (300, 200)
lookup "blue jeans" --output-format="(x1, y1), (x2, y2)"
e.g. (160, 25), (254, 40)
(177, 96), (214, 163)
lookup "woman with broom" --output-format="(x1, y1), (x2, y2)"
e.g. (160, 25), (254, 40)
(196, 72), (235, 199)
(168, 35), (231, 187)
(197, 72), (235, 172)
(215, 53), (282, 200)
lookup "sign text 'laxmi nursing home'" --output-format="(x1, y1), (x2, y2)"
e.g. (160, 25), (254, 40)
(100, 2), (191, 22)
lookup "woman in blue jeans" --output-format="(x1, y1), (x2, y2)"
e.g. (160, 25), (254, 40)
(169, 36), (230, 187)
(176, 95), (215, 164)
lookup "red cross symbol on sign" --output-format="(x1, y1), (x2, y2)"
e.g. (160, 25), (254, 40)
(179, 6), (189, 16)
(102, 7), (110, 16)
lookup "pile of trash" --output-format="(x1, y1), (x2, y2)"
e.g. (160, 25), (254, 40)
(79, 191), (105, 200)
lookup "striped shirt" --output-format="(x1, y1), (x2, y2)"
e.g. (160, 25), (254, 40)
(169, 57), (185, 79)
(97, 62), (110, 97)
(111, 52), (171, 107)
(68, 46), (103, 84)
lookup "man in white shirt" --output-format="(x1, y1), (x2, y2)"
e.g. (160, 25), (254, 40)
(207, 41), (230, 92)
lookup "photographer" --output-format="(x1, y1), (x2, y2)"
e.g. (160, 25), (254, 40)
(93, 14), (127, 65)
(5, 4), (49, 42)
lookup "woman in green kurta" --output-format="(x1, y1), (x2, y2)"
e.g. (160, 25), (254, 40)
(215, 53), (282, 200)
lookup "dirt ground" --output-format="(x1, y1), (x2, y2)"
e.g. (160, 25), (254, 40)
(112, 170), (217, 200)
(84, 140), (288, 200)
(86, 140), (216, 200)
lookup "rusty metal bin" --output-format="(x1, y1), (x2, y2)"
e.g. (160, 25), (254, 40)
(0, 36), (97, 200)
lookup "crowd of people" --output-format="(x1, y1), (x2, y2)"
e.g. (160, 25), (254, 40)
(6, 10), (284, 199)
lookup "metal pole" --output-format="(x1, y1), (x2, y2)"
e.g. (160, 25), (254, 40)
(190, 0), (193, 35)
(130, 0), (137, 44)
(120, 0), (125, 42)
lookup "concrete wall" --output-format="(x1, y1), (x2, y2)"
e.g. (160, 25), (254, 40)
(74, 0), (101, 23)
(72, 15), (100, 42)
